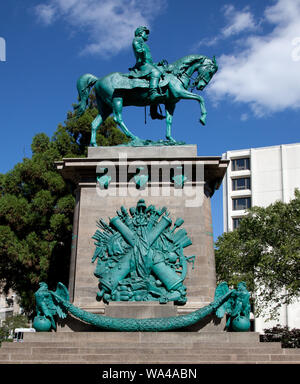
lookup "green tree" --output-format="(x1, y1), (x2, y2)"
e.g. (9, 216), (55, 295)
(0, 314), (29, 345)
(215, 189), (300, 320)
(0, 98), (128, 314)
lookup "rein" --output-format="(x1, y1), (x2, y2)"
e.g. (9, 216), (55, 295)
(179, 61), (210, 91)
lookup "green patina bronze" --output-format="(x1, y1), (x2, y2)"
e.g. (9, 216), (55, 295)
(32, 202), (252, 332)
(133, 167), (148, 188)
(214, 281), (251, 332)
(74, 26), (218, 147)
(33, 281), (250, 332)
(172, 166), (187, 188)
(97, 167), (111, 189)
(92, 199), (193, 305)
(33, 282), (69, 331)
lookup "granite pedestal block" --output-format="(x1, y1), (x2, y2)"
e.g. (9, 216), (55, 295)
(105, 302), (177, 319)
(56, 144), (229, 331)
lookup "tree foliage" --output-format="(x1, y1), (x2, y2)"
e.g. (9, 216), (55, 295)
(260, 325), (300, 348)
(0, 314), (29, 345)
(0, 97), (128, 314)
(215, 189), (300, 319)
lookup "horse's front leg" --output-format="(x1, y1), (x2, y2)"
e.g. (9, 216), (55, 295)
(176, 89), (207, 126)
(165, 103), (176, 142)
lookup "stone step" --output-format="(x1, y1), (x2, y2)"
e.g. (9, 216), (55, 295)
(1, 352), (300, 364)
(2, 361), (299, 365)
(2, 340), (269, 350)
(0, 345), (285, 355)
(22, 331), (261, 344)
(1, 331), (299, 364)
(1, 341), (270, 348)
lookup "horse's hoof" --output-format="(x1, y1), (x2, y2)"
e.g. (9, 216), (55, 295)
(90, 142), (98, 147)
(129, 137), (144, 146)
(199, 118), (206, 126)
(166, 136), (177, 144)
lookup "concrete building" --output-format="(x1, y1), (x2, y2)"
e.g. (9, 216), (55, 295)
(222, 142), (300, 333)
(0, 288), (20, 326)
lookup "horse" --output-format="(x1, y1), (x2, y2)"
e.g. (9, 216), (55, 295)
(74, 55), (218, 146)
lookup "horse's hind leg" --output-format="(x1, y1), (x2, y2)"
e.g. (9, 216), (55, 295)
(112, 97), (139, 141)
(90, 115), (102, 147)
(90, 105), (111, 147)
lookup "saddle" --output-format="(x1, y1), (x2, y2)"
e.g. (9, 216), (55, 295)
(113, 72), (172, 120)
(115, 72), (171, 91)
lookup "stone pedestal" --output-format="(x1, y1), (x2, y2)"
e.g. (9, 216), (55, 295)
(106, 302), (177, 319)
(56, 144), (229, 331)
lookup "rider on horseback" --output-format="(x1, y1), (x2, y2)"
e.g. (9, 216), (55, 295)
(129, 26), (167, 119)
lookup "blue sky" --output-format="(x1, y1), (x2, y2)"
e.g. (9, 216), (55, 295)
(0, 0), (300, 240)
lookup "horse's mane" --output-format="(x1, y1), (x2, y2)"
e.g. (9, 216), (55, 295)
(170, 55), (206, 76)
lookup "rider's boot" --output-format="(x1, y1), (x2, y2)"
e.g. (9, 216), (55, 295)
(150, 105), (165, 120)
(149, 76), (165, 103)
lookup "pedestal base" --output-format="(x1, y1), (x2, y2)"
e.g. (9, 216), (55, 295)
(56, 144), (229, 332)
(105, 302), (177, 319)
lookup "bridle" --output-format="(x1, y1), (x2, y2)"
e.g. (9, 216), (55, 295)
(175, 57), (217, 91)
(190, 60), (214, 91)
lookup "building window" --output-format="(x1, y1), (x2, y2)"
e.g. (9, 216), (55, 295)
(232, 177), (251, 191)
(231, 158), (250, 171)
(232, 197), (251, 210)
(232, 217), (242, 229)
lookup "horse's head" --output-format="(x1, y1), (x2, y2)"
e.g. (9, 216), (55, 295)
(194, 56), (218, 91)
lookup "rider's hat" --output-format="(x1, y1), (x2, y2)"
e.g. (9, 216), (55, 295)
(135, 26), (149, 36)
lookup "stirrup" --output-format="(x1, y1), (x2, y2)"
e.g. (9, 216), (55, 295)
(150, 105), (165, 120)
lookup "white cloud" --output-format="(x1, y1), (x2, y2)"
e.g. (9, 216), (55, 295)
(208, 0), (300, 116)
(240, 113), (249, 122)
(34, 0), (167, 57)
(35, 4), (56, 25)
(196, 4), (258, 48)
(195, 36), (219, 48)
(221, 5), (257, 38)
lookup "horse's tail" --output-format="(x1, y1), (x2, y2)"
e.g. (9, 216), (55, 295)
(74, 73), (98, 117)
